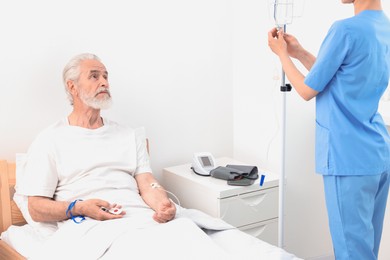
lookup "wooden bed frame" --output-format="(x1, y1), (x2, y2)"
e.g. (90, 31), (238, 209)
(0, 160), (27, 260)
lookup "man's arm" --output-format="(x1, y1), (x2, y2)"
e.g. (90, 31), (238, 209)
(28, 196), (124, 222)
(135, 172), (176, 223)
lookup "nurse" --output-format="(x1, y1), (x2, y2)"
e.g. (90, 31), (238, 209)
(268, 0), (390, 259)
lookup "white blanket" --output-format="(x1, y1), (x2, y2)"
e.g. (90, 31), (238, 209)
(28, 208), (233, 260)
(30, 218), (230, 260)
(2, 208), (303, 260)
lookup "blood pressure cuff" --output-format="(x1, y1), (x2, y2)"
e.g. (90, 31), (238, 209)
(210, 164), (258, 185)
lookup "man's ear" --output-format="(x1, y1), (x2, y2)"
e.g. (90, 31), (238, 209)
(67, 80), (78, 97)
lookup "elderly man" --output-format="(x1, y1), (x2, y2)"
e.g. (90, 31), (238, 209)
(20, 53), (176, 226)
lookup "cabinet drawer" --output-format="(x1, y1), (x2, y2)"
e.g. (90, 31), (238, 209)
(220, 187), (278, 227)
(239, 218), (278, 246)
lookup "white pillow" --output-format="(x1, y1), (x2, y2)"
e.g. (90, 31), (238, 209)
(14, 153), (57, 237)
(0, 223), (46, 258)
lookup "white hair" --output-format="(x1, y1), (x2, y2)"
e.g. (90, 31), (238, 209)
(62, 53), (101, 105)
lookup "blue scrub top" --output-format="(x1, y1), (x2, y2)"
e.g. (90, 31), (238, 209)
(305, 10), (390, 175)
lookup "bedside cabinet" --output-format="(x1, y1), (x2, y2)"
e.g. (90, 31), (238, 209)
(162, 157), (279, 245)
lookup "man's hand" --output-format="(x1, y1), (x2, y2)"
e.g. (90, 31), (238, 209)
(135, 172), (177, 223)
(28, 196), (125, 222)
(153, 199), (176, 223)
(74, 199), (125, 221)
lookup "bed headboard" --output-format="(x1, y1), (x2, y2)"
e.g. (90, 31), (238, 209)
(0, 160), (26, 234)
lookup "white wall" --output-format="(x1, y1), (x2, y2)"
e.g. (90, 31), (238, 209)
(0, 0), (233, 176)
(1, 1), (389, 259)
(233, 0), (390, 259)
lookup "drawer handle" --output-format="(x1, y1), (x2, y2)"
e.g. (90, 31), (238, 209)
(244, 224), (266, 237)
(241, 193), (266, 207)
(221, 193), (267, 218)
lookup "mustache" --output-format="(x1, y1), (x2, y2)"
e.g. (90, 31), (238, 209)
(95, 87), (111, 97)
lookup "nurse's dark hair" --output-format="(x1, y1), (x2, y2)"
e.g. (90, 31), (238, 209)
(62, 53), (101, 106)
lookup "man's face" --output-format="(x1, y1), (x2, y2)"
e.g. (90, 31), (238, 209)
(75, 59), (112, 109)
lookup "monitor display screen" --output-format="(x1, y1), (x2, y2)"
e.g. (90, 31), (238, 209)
(201, 156), (212, 167)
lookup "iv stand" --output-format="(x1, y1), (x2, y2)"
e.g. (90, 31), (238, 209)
(279, 24), (292, 249)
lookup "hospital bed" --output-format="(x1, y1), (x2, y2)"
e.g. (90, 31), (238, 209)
(0, 159), (303, 259)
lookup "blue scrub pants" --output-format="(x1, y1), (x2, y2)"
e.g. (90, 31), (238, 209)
(323, 171), (390, 260)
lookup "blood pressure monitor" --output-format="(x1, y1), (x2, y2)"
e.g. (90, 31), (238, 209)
(191, 152), (216, 176)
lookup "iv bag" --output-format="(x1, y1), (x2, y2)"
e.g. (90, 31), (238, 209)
(269, 0), (305, 27)
(274, 0), (294, 27)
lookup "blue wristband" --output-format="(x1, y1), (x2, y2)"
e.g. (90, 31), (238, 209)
(66, 199), (85, 224)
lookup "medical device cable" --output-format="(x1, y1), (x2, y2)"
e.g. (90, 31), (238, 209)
(264, 65), (283, 171)
(150, 182), (182, 213)
(190, 166), (211, 177)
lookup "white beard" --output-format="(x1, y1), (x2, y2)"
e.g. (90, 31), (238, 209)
(79, 87), (113, 110)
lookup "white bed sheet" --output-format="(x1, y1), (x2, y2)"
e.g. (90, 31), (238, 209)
(1, 209), (303, 260)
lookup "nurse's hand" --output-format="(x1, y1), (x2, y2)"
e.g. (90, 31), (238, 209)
(283, 33), (305, 60)
(268, 28), (288, 57)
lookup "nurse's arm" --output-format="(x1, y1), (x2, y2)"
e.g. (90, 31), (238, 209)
(296, 49), (316, 71)
(283, 33), (316, 71)
(278, 52), (318, 101)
